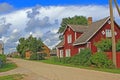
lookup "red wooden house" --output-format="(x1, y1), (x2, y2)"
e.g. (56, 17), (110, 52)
(56, 17), (120, 67)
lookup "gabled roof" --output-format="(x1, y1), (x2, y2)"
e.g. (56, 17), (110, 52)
(68, 24), (88, 33)
(73, 17), (110, 45)
(63, 24), (88, 34)
(56, 40), (64, 48)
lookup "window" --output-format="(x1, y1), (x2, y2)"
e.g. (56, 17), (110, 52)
(87, 42), (91, 49)
(78, 48), (84, 53)
(65, 49), (71, 57)
(105, 29), (112, 37)
(60, 50), (63, 58)
(67, 35), (72, 43)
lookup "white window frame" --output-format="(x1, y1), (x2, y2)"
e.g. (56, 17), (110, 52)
(60, 50), (63, 58)
(105, 29), (112, 37)
(87, 42), (91, 49)
(78, 48), (85, 53)
(75, 32), (76, 40)
(67, 35), (72, 43)
(65, 49), (71, 57)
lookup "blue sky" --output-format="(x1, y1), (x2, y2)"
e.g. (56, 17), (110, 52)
(0, 0), (110, 8)
(0, 0), (120, 53)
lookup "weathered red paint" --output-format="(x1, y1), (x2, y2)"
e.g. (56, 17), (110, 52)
(106, 52), (120, 68)
(116, 52), (120, 68)
(63, 26), (84, 57)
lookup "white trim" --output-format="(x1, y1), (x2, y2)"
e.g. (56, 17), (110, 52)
(73, 42), (86, 46)
(75, 32), (76, 40)
(67, 34), (72, 43)
(65, 49), (71, 57)
(87, 42), (91, 49)
(73, 17), (110, 46)
(105, 29), (112, 37)
(78, 48), (85, 53)
(62, 24), (76, 35)
(60, 50), (63, 58)
(56, 48), (59, 57)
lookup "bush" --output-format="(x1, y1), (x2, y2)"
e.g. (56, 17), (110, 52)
(30, 53), (37, 60)
(59, 57), (71, 64)
(90, 52), (114, 68)
(30, 53), (47, 60)
(95, 38), (112, 51)
(116, 40), (120, 51)
(70, 48), (92, 66)
(0, 54), (6, 68)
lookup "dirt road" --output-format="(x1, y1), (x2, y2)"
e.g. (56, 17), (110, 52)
(0, 58), (120, 80)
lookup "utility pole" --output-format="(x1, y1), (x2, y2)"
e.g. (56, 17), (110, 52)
(109, 0), (117, 67)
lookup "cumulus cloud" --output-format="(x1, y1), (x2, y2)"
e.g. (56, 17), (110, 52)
(0, 17), (11, 37)
(0, 3), (13, 14)
(25, 5), (59, 32)
(0, 4), (120, 53)
(42, 30), (59, 48)
(4, 29), (22, 53)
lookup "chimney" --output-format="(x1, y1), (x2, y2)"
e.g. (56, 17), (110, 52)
(88, 17), (92, 25)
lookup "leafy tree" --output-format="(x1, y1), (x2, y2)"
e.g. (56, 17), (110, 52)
(95, 38), (112, 52)
(58, 16), (88, 40)
(0, 54), (6, 67)
(16, 35), (44, 58)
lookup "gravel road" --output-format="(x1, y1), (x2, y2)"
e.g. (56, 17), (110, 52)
(0, 58), (120, 80)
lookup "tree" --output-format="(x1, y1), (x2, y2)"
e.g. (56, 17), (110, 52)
(95, 38), (112, 52)
(16, 35), (44, 58)
(58, 16), (88, 40)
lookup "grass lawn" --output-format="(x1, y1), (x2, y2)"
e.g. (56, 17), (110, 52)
(41, 57), (120, 74)
(0, 62), (17, 72)
(0, 74), (24, 80)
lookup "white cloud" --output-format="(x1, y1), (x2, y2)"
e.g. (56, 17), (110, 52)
(0, 8), (29, 31)
(0, 36), (9, 44)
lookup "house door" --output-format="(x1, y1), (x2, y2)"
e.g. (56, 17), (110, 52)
(60, 50), (63, 58)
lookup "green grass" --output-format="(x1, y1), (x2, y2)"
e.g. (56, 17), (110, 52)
(41, 57), (120, 74)
(0, 74), (24, 80)
(0, 62), (17, 72)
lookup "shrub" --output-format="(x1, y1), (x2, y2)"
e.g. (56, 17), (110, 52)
(90, 52), (114, 68)
(70, 48), (92, 66)
(0, 54), (6, 68)
(95, 38), (112, 51)
(116, 40), (120, 51)
(30, 53), (37, 60)
(59, 57), (71, 64)
(30, 53), (47, 60)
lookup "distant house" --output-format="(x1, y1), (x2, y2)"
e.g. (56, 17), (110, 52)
(8, 52), (20, 58)
(41, 44), (50, 57)
(25, 50), (32, 59)
(25, 43), (50, 59)
(50, 49), (57, 56)
(56, 17), (120, 67)
(0, 41), (4, 54)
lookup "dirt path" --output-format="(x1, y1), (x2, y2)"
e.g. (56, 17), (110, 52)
(0, 58), (120, 80)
